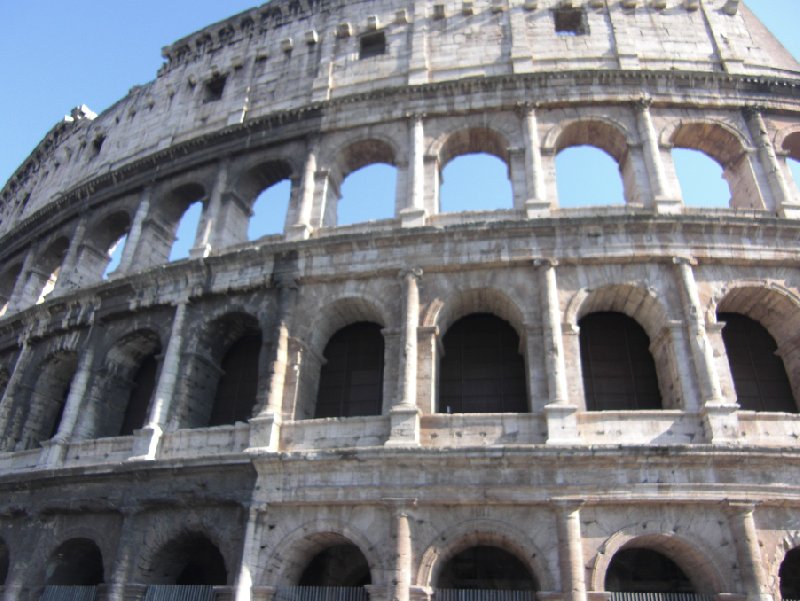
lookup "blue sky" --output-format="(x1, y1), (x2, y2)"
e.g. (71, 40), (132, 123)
(1, 0), (798, 255)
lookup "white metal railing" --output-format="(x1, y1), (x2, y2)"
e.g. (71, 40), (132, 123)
(274, 586), (370, 601)
(434, 589), (535, 601)
(609, 593), (716, 601)
(40, 586), (98, 601)
(143, 585), (216, 601)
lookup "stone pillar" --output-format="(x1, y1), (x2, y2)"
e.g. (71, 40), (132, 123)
(400, 115), (427, 228)
(5, 244), (38, 313)
(0, 337), (34, 451)
(554, 500), (587, 601)
(726, 502), (772, 601)
(105, 510), (139, 601)
(387, 268), (423, 447)
(673, 257), (738, 443)
(115, 186), (152, 275)
(288, 140), (319, 240)
(40, 320), (99, 467)
(745, 107), (799, 218)
(537, 259), (579, 445)
(521, 105), (549, 217)
(193, 159), (230, 257)
(131, 299), (190, 460)
(236, 504), (267, 601)
(249, 280), (298, 451)
(635, 99), (680, 213)
(51, 217), (88, 294)
(387, 499), (416, 601)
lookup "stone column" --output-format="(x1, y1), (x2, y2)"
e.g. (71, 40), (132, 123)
(0, 337), (34, 451)
(105, 510), (139, 601)
(131, 298), (190, 460)
(288, 140), (319, 240)
(673, 257), (737, 443)
(387, 499), (416, 601)
(236, 504), (267, 601)
(745, 107), (798, 217)
(521, 105), (550, 217)
(51, 217), (88, 294)
(387, 268), (423, 447)
(249, 280), (297, 451)
(193, 159), (230, 257)
(115, 186), (152, 275)
(400, 115), (427, 228)
(5, 245), (38, 313)
(554, 500), (587, 601)
(635, 99), (680, 213)
(537, 259), (579, 445)
(40, 319), (99, 467)
(726, 502), (772, 601)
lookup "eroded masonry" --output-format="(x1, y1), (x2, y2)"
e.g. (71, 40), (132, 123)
(1, 0), (800, 599)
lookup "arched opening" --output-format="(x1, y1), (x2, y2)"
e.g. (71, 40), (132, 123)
(147, 532), (227, 585)
(208, 332), (262, 426)
(315, 322), (384, 418)
(605, 548), (694, 593)
(438, 128), (513, 213)
(0, 539), (8, 584)
(249, 179), (292, 239)
(437, 546), (538, 594)
(671, 148), (730, 208)
(783, 132), (800, 203)
(579, 312), (662, 411)
(439, 314), (527, 414)
(169, 201), (203, 262)
(21, 351), (78, 449)
(718, 312), (797, 412)
(77, 211), (132, 283)
(298, 544), (372, 586)
(36, 237), (70, 304)
(556, 146), (625, 207)
(338, 163), (397, 225)
(0, 262), (22, 316)
(102, 233), (127, 279)
(45, 538), (104, 585)
(553, 121), (631, 208)
(440, 154), (513, 212)
(118, 352), (160, 436)
(671, 123), (758, 210)
(780, 547), (800, 600)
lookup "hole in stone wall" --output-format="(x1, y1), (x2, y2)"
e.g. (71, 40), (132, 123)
(203, 74), (228, 103)
(249, 179), (291, 239)
(556, 146), (624, 207)
(671, 148), (730, 208)
(338, 163), (397, 226)
(605, 548), (694, 593)
(440, 153), (512, 213)
(359, 31), (386, 59)
(46, 538), (104, 585)
(169, 201), (203, 262)
(554, 8), (588, 36)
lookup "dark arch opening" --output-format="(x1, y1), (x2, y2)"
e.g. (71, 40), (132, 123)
(24, 351), (78, 449)
(0, 539), (8, 584)
(118, 352), (160, 436)
(439, 314), (527, 414)
(46, 538), (104, 585)
(437, 546), (538, 591)
(208, 333), (262, 426)
(149, 532), (227, 585)
(0, 262), (22, 315)
(605, 548), (693, 593)
(780, 547), (800, 599)
(579, 312), (662, 411)
(719, 312), (797, 413)
(315, 322), (384, 419)
(298, 544), (372, 586)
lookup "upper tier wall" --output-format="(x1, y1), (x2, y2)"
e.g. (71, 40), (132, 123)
(2, 0), (798, 236)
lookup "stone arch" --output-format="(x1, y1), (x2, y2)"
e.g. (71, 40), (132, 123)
(31, 235), (71, 304)
(428, 288), (526, 338)
(775, 126), (800, 159)
(666, 120), (762, 210)
(590, 530), (726, 593)
(141, 180), (208, 266)
(142, 529), (228, 585)
(709, 283), (800, 409)
(44, 537), (104, 585)
(262, 521), (384, 587)
(416, 519), (554, 591)
(75, 209), (132, 284)
(173, 310), (263, 429)
(229, 156), (297, 241)
(436, 127), (511, 169)
(0, 260), (23, 315)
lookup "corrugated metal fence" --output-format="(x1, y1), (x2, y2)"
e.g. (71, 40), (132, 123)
(609, 594), (716, 601)
(274, 586), (370, 601)
(142, 585), (216, 601)
(434, 590), (534, 601)
(40, 586), (98, 601)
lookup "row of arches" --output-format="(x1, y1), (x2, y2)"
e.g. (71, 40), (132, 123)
(4, 115), (800, 317)
(13, 531), (800, 597)
(2, 285), (796, 452)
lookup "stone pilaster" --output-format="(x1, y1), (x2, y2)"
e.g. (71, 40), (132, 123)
(521, 105), (549, 217)
(51, 217), (87, 294)
(115, 186), (152, 275)
(726, 502), (773, 601)
(288, 139), (319, 240)
(0, 336), (34, 451)
(387, 499), (416, 601)
(235, 504), (268, 601)
(400, 115), (427, 228)
(635, 98), (680, 213)
(193, 158), (230, 256)
(554, 500), (587, 601)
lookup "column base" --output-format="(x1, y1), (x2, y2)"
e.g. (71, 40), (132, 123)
(654, 195), (683, 214)
(128, 426), (163, 461)
(247, 413), (282, 452)
(287, 223), (313, 241)
(385, 405), (422, 447)
(399, 207), (427, 228)
(702, 400), (740, 445)
(38, 438), (67, 468)
(545, 403), (581, 445)
(780, 202), (800, 219)
(525, 199), (551, 218)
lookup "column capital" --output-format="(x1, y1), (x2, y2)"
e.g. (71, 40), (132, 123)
(634, 94), (653, 110)
(672, 255), (698, 267)
(743, 104), (766, 119)
(551, 497), (586, 512)
(399, 267), (423, 281)
(725, 500), (759, 516)
(514, 100), (540, 116)
(534, 257), (558, 269)
(406, 112), (426, 121)
(383, 497), (418, 511)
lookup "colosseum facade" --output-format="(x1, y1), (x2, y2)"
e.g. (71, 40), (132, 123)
(1, 0), (800, 599)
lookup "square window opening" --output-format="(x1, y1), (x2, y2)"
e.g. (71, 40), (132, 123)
(360, 31), (386, 60)
(554, 8), (588, 36)
(203, 74), (228, 103)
